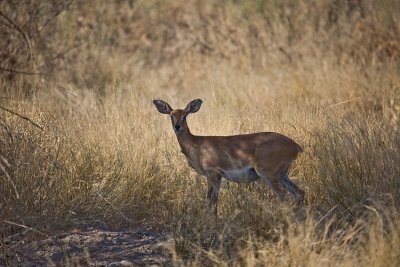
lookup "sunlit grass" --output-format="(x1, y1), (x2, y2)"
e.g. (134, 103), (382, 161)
(2, 62), (400, 265)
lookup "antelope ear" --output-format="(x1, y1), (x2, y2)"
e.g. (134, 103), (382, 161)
(153, 99), (173, 114)
(184, 99), (203, 113)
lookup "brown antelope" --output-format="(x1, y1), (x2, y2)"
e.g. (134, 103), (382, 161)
(153, 99), (304, 214)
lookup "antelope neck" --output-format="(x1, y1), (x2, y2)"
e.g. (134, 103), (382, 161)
(175, 125), (197, 155)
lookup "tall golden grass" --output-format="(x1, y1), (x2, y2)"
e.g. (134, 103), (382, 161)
(1, 0), (400, 265)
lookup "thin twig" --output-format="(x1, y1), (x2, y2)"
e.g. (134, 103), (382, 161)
(4, 220), (48, 237)
(0, 162), (19, 199)
(38, 1), (72, 33)
(364, 205), (384, 236)
(0, 10), (33, 62)
(0, 66), (42, 75)
(325, 97), (361, 109)
(0, 116), (14, 142)
(96, 192), (133, 223)
(315, 205), (337, 228)
(0, 106), (44, 130)
(45, 44), (80, 65)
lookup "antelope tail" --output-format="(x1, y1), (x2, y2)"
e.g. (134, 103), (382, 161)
(297, 144), (304, 153)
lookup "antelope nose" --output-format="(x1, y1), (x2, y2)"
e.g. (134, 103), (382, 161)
(175, 125), (181, 130)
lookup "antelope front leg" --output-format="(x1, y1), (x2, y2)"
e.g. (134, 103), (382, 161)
(206, 173), (221, 216)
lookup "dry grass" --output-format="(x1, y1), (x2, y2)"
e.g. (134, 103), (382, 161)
(1, 0), (400, 266)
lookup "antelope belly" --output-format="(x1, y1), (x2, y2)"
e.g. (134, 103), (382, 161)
(222, 166), (259, 183)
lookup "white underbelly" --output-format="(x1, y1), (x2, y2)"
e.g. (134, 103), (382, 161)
(222, 166), (259, 183)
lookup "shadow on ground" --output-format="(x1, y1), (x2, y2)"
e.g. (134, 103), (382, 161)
(8, 227), (171, 266)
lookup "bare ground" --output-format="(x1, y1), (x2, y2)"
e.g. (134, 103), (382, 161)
(4, 227), (172, 266)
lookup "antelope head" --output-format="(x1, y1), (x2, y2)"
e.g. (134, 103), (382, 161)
(153, 99), (203, 134)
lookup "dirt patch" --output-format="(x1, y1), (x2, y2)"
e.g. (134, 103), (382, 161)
(7, 228), (172, 266)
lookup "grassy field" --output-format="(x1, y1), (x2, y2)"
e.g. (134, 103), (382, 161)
(1, 0), (400, 266)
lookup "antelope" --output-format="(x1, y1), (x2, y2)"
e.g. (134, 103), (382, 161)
(153, 99), (304, 214)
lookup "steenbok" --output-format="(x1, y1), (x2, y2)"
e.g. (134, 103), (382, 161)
(153, 99), (304, 214)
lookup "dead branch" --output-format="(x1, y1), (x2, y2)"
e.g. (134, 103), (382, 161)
(0, 106), (43, 130)
(0, 10), (33, 62)
(37, 1), (72, 33)
(0, 66), (42, 75)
